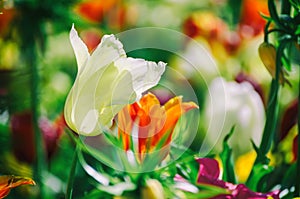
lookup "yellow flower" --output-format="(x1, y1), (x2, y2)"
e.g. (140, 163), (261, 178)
(64, 25), (166, 136)
(235, 150), (256, 182)
(141, 179), (164, 199)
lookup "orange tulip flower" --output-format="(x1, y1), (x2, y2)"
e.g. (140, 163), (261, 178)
(117, 93), (198, 162)
(75, 0), (119, 23)
(0, 175), (35, 198)
(239, 0), (269, 37)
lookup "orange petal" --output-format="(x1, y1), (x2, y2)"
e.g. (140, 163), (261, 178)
(75, 0), (118, 23)
(0, 175), (35, 198)
(151, 97), (198, 148)
(137, 93), (164, 158)
(118, 105), (132, 151)
(138, 93), (160, 114)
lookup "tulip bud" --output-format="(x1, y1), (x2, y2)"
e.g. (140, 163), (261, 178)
(141, 179), (164, 199)
(258, 42), (289, 85)
(258, 42), (277, 78)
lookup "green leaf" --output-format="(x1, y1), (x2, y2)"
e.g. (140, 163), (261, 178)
(260, 13), (273, 21)
(281, 54), (292, 71)
(65, 144), (79, 199)
(289, 0), (300, 10)
(77, 150), (110, 186)
(281, 163), (297, 189)
(220, 126), (236, 184)
(295, 25), (300, 35)
(95, 182), (136, 196)
(268, 0), (287, 30)
(184, 184), (229, 199)
(246, 163), (273, 191)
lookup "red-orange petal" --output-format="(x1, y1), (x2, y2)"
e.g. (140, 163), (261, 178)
(0, 175), (35, 198)
(75, 0), (118, 23)
(151, 96), (198, 149)
(117, 93), (198, 162)
(118, 105), (132, 151)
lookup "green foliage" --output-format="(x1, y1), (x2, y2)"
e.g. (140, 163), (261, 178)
(220, 127), (236, 184)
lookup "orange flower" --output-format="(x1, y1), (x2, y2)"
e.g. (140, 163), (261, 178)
(75, 0), (119, 23)
(117, 93), (198, 161)
(0, 175), (35, 198)
(239, 0), (269, 37)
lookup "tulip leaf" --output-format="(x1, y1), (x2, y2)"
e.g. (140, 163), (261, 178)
(246, 163), (273, 191)
(66, 144), (79, 199)
(296, 25), (300, 35)
(77, 150), (110, 186)
(281, 45), (292, 72)
(96, 181), (136, 196)
(289, 0), (300, 10)
(268, 0), (288, 30)
(81, 182), (136, 199)
(184, 184), (229, 198)
(281, 163), (296, 189)
(220, 126), (236, 184)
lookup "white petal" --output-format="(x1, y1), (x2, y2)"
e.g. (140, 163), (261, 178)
(80, 109), (99, 135)
(69, 24), (90, 75)
(114, 58), (166, 99)
(83, 34), (126, 78)
(65, 28), (166, 136)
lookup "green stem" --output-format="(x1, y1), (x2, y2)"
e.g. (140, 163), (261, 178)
(295, 71), (300, 196)
(281, 0), (291, 15)
(264, 20), (272, 43)
(257, 39), (291, 161)
(268, 0), (287, 31)
(66, 144), (79, 199)
(27, 44), (46, 198)
(257, 79), (279, 162)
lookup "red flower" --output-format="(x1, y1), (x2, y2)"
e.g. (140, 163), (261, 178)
(293, 135), (298, 162)
(196, 158), (280, 199)
(279, 99), (298, 141)
(183, 12), (241, 55)
(117, 93), (198, 162)
(10, 111), (65, 163)
(0, 8), (15, 36)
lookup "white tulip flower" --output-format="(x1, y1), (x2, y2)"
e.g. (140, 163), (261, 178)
(203, 77), (265, 155)
(64, 25), (166, 136)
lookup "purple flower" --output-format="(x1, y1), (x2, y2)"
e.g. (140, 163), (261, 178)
(196, 158), (280, 199)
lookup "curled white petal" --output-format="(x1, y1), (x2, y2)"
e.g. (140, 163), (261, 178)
(65, 25), (166, 136)
(114, 58), (166, 100)
(69, 24), (89, 75)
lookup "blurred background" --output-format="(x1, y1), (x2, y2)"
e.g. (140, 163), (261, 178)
(0, 0), (299, 198)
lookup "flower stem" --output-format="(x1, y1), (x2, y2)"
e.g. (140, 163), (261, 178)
(27, 44), (46, 198)
(295, 72), (300, 196)
(281, 0), (291, 16)
(66, 144), (79, 199)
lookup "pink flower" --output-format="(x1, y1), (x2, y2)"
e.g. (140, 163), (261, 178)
(196, 158), (280, 199)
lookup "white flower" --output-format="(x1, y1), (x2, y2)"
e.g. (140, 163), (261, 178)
(64, 25), (166, 136)
(203, 77), (265, 155)
(175, 39), (218, 82)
